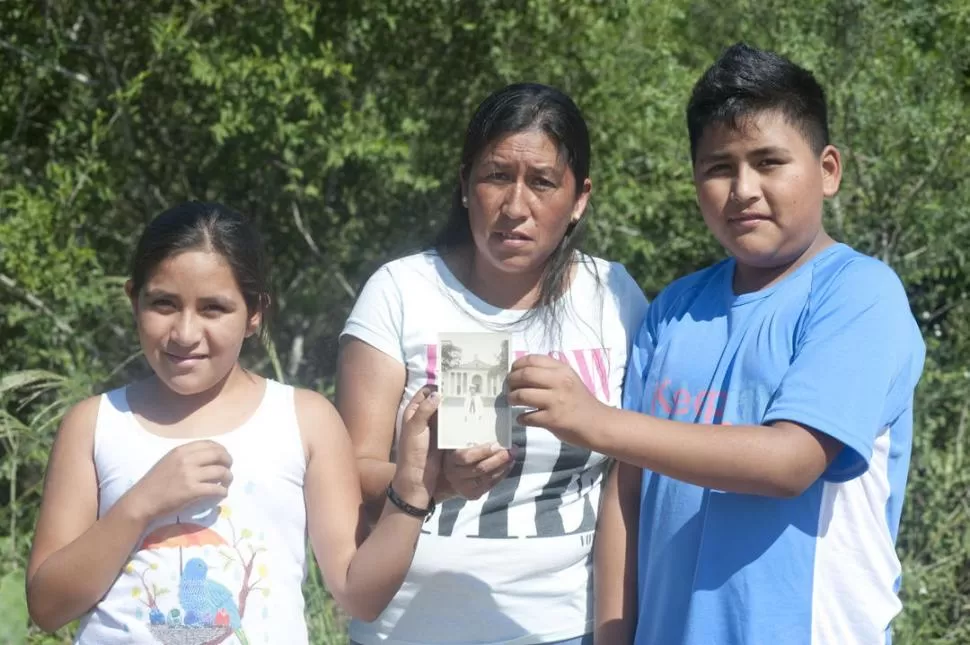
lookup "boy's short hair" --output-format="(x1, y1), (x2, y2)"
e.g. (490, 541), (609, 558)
(686, 42), (830, 161)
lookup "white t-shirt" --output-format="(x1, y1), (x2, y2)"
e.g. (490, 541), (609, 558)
(341, 251), (647, 645)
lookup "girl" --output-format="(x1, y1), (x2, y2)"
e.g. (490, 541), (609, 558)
(26, 202), (441, 644)
(338, 84), (648, 645)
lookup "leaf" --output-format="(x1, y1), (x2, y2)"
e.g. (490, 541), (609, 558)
(0, 571), (27, 645)
(0, 370), (65, 396)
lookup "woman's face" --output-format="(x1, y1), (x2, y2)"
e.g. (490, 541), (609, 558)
(462, 130), (590, 280)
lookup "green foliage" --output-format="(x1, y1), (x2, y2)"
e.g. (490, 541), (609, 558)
(1, 0), (968, 642)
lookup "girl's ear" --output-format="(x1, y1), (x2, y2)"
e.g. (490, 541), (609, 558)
(245, 294), (270, 338)
(124, 280), (138, 312)
(459, 165), (469, 205)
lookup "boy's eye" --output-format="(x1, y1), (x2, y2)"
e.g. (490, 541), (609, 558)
(151, 299), (176, 310)
(759, 158), (784, 168)
(486, 171), (510, 181)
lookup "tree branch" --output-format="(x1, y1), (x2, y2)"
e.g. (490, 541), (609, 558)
(0, 38), (94, 86)
(0, 273), (75, 335)
(290, 202), (355, 299)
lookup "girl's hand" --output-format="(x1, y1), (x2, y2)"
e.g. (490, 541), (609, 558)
(392, 387), (444, 507)
(123, 440), (233, 521)
(507, 354), (607, 447)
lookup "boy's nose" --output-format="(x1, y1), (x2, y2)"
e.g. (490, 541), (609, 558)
(730, 166), (762, 204)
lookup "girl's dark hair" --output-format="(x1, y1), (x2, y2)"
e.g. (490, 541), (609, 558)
(687, 42), (830, 161)
(130, 201), (269, 326)
(433, 82), (592, 330)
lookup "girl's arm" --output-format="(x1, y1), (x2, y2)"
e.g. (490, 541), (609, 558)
(27, 397), (147, 632)
(337, 338), (512, 516)
(27, 398), (233, 632)
(594, 461), (641, 645)
(301, 387), (438, 621)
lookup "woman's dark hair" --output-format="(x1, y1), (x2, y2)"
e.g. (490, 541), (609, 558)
(130, 201), (270, 329)
(433, 82), (592, 329)
(687, 42), (830, 161)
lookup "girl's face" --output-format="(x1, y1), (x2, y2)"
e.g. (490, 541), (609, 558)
(126, 250), (261, 396)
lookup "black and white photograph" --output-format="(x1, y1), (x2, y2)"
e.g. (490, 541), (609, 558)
(437, 332), (512, 449)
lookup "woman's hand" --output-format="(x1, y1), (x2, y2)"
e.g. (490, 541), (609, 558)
(440, 442), (515, 500)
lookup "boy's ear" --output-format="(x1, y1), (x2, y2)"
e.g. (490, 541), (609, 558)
(820, 145), (842, 197)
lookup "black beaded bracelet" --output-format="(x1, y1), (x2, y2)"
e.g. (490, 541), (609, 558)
(386, 483), (435, 522)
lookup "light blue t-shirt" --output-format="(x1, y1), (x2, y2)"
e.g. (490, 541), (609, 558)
(623, 243), (925, 645)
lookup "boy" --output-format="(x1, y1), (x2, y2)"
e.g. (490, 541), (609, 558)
(507, 43), (926, 644)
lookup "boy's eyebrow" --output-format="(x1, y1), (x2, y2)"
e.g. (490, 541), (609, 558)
(697, 145), (792, 164)
(748, 145), (791, 157)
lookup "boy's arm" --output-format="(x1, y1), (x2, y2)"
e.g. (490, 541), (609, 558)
(595, 460), (641, 644)
(595, 412), (840, 497)
(510, 260), (924, 497)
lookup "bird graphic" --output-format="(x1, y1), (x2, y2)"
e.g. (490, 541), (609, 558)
(179, 558), (250, 644)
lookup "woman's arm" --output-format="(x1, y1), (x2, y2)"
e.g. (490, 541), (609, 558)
(301, 387), (439, 621)
(594, 461), (641, 645)
(336, 337), (412, 520)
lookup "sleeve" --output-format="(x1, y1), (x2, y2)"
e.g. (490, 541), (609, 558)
(339, 264), (406, 364)
(606, 261), (651, 413)
(762, 258), (924, 482)
(621, 296), (661, 415)
(611, 262), (650, 350)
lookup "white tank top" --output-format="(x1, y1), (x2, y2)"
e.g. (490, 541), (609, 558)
(75, 379), (309, 645)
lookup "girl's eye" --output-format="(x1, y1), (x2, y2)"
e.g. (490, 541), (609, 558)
(152, 299), (176, 310)
(202, 304), (227, 315)
(705, 164), (732, 176)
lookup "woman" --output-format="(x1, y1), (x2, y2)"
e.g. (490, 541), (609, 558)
(337, 83), (648, 645)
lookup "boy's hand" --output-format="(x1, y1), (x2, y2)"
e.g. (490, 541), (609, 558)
(507, 354), (607, 446)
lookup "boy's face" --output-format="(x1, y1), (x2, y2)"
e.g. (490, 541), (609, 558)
(692, 110), (841, 270)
